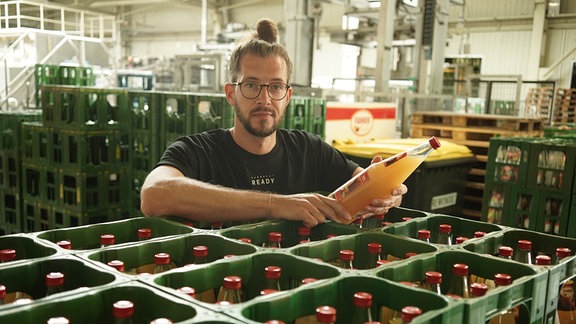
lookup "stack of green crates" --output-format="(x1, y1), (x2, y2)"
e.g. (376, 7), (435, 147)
(34, 64), (95, 109)
(1, 208), (575, 323)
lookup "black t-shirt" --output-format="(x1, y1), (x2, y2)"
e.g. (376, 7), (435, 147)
(156, 129), (359, 194)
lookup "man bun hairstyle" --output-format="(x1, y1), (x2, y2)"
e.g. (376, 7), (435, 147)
(227, 18), (293, 84)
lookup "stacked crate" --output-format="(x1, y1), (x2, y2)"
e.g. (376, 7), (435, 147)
(524, 87), (554, 121)
(553, 88), (576, 124)
(34, 64), (95, 108)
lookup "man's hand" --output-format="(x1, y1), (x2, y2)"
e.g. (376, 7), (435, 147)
(268, 193), (353, 227)
(361, 155), (408, 214)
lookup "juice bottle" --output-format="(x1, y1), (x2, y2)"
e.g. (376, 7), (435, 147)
(329, 137), (441, 221)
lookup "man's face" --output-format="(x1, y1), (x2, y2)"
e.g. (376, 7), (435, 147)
(226, 54), (292, 138)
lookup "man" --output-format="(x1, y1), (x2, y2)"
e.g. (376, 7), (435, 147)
(140, 18), (407, 227)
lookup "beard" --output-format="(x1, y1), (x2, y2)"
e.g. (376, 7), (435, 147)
(233, 103), (282, 138)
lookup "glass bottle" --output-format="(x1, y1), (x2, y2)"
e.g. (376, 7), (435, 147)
(177, 286), (196, 299)
(488, 273), (515, 324)
(329, 137), (441, 219)
(300, 277), (318, 286)
(0, 285), (5, 305)
(424, 271), (442, 294)
(45, 272), (65, 296)
(336, 249), (355, 269)
(455, 236), (469, 244)
(216, 275), (243, 304)
(416, 229), (430, 243)
(535, 255), (551, 265)
(153, 253), (172, 274)
(113, 300), (135, 324)
(100, 234), (115, 248)
(298, 226), (311, 243)
(436, 224), (452, 245)
(0, 249), (16, 263)
(108, 260), (125, 272)
(263, 232), (282, 248)
(498, 246), (513, 259)
(367, 243), (382, 269)
(46, 317), (70, 324)
(193, 245), (208, 264)
(474, 231), (486, 238)
(315, 305), (337, 324)
(210, 222), (223, 230)
(264, 266), (282, 291)
(470, 282), (488, 298)
(401, 306), (422, 323)
(513, 240), (532, 264)
(446, 263), (469, 298)
(351, 291), (373, 323)
(138, 228), (152, 241)
(56, 240), (71, 250)
(555, 247), (572, 264)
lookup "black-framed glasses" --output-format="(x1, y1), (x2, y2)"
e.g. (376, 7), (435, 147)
(231, 81), (290, 100)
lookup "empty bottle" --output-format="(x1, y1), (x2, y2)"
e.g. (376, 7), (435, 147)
(193, 245), (208, 264)
(0, 249), (16, 263)
(138, 228), (152, 241)
(107, 260), (125, 272)
(401, 306), (422, 323)
(513, 240), (532, 264)
(367, 243), (382, 268)
(113, 300), (135, 324)
(424, 271), (442, 294)
(216, 275), (243, 304)
(153, 253), (172, 274)
(470, 282), (488, 298)
(100, 234), (115, 248)
(446, 263), (469, 298)
(45, 272), (65, 296)
(351, 291), (373, 323)
(56, 240), (71, 250)
(416, 229), (430, 243)
(336, 250), (355, 269)
(436, 224), (452, 245)
(315, 305), (337, 324)
(264, 266), (282, 291)
(263, 232), (282, 248)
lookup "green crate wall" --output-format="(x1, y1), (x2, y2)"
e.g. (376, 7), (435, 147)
(128, 90), (162, 175)
(34, 64), (95, 108)
(0, 110), (42, 153)
(534, 192), (573, 237)
(526, 138), (576, 194)
(159, 91), (198, 150)
(485, 137), (532, 187)
(507, 186), (540, 232)
(481, 183), (512, 226)
(194, 93), (233, 133)
(283, 96), (309, 131)
(308, 97), (326, 139)
(0, 188), (21, 235)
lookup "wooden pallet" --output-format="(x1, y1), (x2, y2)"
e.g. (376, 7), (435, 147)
(411, 111), (545, 132)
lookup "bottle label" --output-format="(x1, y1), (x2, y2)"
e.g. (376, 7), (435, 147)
(333, 172), (370, 202)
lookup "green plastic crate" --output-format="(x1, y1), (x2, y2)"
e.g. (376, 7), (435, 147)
(534, 192), (573, 237)
(32, 205), (132, 231)
(526, 138), (576, 194)
(0, 152), (19, 193)
(481, 183), (512, 226)
(0, 110), (42, 152)
(20, 122), (53, 166)
(159, 91), (198, 149)
(193, 93), (233, 132)
(0, 188), (22, 235)
(0, 234), (57, 265)
(308, 97), (326, 139)
(507, 186), (540, 231)
(485, 137), (533, 187)
(283, 96), (309, 131)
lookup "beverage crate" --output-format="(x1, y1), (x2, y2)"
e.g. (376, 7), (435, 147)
(308, 97), (326, 139)
(40, 85), (129, 130)
(22, 198), (53, 232)
(0, 151), (19, 193)
(507, 186), (540, 231)
(131, 129), (160, 174)
(290, 231), (438, 269)
(194, 93), (233, 132)
(0, 281), (224, 323)
(485, 137), (533, 187)
(29, 206), (131, 232)
(159, 91), (198, 149)
(0, 110), (42, 152)
(534, 191), (573, 237)
(383, 214), (503, 245)
(481, 183), (512, 225)
(0, 234), (58, 265)
(283, 96), (309, 131)
(0, 254), (123, 307)
(20, 122), (53, 165)
(128, 89), (161, 132)
(58, 65), (95, 86)
(543, 123), (576, 138)
(373, 249), (546, 324)
(526, 138), (576, 194)
(131, 169), (149, 218)
(21, 163), (58, 204)
(226, 274), (459, 323)
(462, 228), (576, 323)
(34, 217), (194, 251)
(0, 189), (22, 235)
(83, 233), (258, 275)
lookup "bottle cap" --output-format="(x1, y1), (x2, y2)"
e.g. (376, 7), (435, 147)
(265, 265), (282, 279)
(154, 253), (171, 265)
(0, 285), (6, 299)
(446, 294), (462, 299)
(45, 272), (65, 287)
(439, 224), (452, 233)
(223, 275), (242, 290)
(405, 252), (418, 259)
(367, 242), (382, 254)
(260, 288), (278, 295)
(494, 273), (512, 286)
(517, 240), (532, 251)
(0, 249), (16, 262)
(216, 300), (232, 306)
(47, 317), (70, 324)
(381, 221), (393, 227)
(498, 246), (514, 257)
(376, 259), (391, 266)
(150, 318), (173, 324)
(56, 240), (72, 249)
(113, 300), (134, 318)
(535, 255), (552, 265)
(470, 282), (489, 297)
(264, 321), (285, 324)
(401, 306), (423, 322)
(211, 222), (223, 229)
(100, 234), (115, 246)
(138, 228), (152, 239)
(107, 260), (125, 272)
(339, 249), (354, 261)
(268, 232), (282, 243)
(353, 291), (372, 308)
(428, 137), (441, 149)
(474, 231), (486, 238)
(452, 263), (469, 276)
(300, 278), (318, 285)
(417, 229), (431, 240)
(298, 226), (311, 236)
(238, 238), (252, 243)
(556, 247), (572, 259)
(425, 271), (442, 284)
(402, 217), (412, 222)
(326, 234), (337, 239)
(193, 245), (208, 258)
(455, 236), (469, 244)
(177, 286), (196, 297)
(315, 306), (337, 323)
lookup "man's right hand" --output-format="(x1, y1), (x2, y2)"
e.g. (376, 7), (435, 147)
(268, 193), (353, 227)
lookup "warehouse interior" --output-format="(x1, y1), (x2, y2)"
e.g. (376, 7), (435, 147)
(1, 0), (576, 323)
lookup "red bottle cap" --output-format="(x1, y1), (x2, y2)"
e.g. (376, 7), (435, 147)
(238, 238), (252, 243)
(113, 300), (134, 318)
(428, 137), (441, 149)
(138, 228), (152, 239)
(0, 249), (16, 262)
(154, 253), (171, 265)
(326, 234), (337, 239)
(417, 229), (431, 240)
(177, 286), (196, 297)
(367, 242), (382, 254)
(402, 217), (412, 222)
(401, 306), (423, 322)
(499, 246), (514, 257)
(446, 294), (462, 299)
(556, 247), (572, 259)
(193, 245), (208, 258)
(100, 234), (115, 245)
(339, 249), (354, 261)
(439, 224), (452, 233)
(45, 272), (65, 287)
(265, 266), (282, 279)
(211, 222), (223, 229)
(425, 271), (442, 284)
(494, 273), (512, 286)
(265, 321), (285, 324)
(455, 237), (469, 244)
(353, 291), (372, 308)
(376, 259), (391, 266)
(223, 275), (242, 290)
(405, 252), (418, 259)
(315, 306), (337, 323)
(0, 285), (6, 298)
(301, 278), (318, 285)
(260, 288), (278, 295)
(452, 263), (469, 276)
(517, 240), (532, 251)
(470, 282), (489, 297)
(298, 226), (311, 236)
(268, 232), (282, 243)
(56, 240), (71, 249)
(107, 260), (125, 272)
(474, 231), (486, 238)
(536, 255), (552, 265)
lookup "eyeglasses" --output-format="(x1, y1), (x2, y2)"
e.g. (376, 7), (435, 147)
(231, 81), (290, 100)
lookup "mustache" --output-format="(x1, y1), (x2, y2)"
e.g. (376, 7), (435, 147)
(251, 107), (275, 114)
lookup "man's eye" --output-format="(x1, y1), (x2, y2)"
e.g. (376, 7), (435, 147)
(244, 82), (258, 89)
